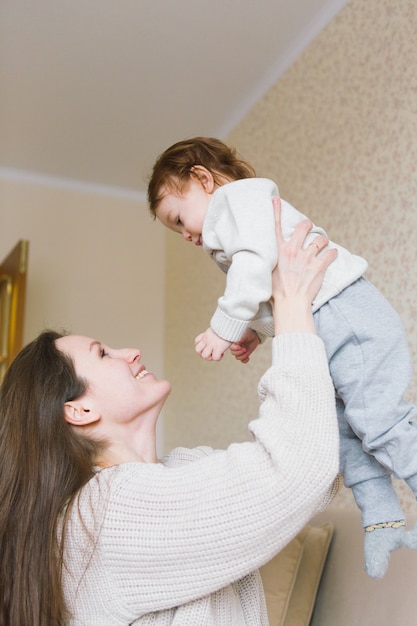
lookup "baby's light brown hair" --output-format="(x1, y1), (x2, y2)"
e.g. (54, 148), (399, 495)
(147, 137), (256, 217)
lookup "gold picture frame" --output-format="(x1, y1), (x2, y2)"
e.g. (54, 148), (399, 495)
(0, 240), (29, 383)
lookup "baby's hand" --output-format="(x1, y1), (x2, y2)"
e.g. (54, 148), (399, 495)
(195, 328), (232, 361)
(230, 329), (260, 364)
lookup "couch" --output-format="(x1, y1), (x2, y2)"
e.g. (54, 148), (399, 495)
(259, 503), (417, 626)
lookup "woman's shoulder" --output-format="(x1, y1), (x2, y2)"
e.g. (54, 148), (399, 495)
(78, 446), (216, 490)
(68, 449), (217, 527)
(71, 464), (153, 508)
(160, 445), (215, 467)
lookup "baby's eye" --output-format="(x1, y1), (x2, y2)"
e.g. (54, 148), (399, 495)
(100, 348), (108, 358)
(176, 217), (183, 226)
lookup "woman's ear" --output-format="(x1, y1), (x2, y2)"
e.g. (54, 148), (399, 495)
(64, 401), (101, 426)
(190, 165), (215, 193)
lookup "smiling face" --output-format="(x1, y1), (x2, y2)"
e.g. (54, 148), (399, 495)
(55, 335), (171, 430)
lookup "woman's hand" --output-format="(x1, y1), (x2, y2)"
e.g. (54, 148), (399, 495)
(271, 197), (337, 335)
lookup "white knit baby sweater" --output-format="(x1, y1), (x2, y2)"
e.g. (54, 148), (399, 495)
(203, 178), (368, 342)
(62, 334), (339, 625)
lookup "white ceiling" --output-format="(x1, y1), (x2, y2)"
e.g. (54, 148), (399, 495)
(0, 0), (348, 199)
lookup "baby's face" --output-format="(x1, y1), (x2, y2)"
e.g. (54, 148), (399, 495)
(156, 179), (211, 246)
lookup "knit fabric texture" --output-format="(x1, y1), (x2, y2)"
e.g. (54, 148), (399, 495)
(62, 333), (339, 625)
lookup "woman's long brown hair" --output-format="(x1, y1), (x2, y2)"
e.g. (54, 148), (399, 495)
(0, 330), (100, 625)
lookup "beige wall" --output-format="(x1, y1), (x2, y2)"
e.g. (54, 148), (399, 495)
(163, 0), (417, 513)
(0, 178), (166, 449)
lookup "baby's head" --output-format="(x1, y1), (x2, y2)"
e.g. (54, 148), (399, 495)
(147, 137), (255, 219)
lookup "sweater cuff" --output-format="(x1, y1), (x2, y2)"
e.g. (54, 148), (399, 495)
(210, 307), (249, 342)
(271, 333), (329, 373)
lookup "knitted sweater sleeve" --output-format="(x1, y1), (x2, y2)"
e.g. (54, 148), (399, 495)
(205, 178), (279, 342)
(84, 333), (339, 619)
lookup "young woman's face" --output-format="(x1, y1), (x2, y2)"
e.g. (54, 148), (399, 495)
(56, 335), (171, 426)
(156, 178), (212, 246)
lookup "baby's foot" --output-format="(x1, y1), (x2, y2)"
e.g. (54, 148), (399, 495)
(363, 520), (406, 579)
(402, 520), (417, 549)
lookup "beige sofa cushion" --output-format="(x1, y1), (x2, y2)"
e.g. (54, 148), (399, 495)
(260, 522), (334, 626)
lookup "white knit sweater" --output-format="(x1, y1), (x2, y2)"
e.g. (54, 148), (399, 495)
(62, 334), (339, 625)
(203, 178), (367, 342)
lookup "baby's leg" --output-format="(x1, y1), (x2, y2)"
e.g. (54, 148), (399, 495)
(352, 478), (406, 578)
(315, 279), (417, 483)
(337, 401), (406, 578)
(314, 280), (417, 577)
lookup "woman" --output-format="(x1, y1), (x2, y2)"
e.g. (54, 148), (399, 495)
(0, 200), (339, 625)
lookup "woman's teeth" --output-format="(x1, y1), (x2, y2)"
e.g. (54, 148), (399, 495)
(135, 370), (148, 379)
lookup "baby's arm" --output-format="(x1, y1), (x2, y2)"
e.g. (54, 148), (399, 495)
(197, 181), (279, 362)
(195, 328), (261, 363)
(211, 181), (278, 336)
(195, 327), (232, 361)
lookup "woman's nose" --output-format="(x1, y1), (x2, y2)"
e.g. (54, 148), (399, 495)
(114, 348), (141, 363)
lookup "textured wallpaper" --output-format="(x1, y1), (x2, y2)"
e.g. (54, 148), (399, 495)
(164, 0), (417, 515)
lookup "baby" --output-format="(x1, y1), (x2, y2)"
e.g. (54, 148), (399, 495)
(147, 136), (417, 578)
